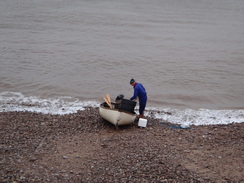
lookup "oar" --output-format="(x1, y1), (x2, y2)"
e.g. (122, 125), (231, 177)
(106, 94), (111, 104)
(103, 97), (112, 109)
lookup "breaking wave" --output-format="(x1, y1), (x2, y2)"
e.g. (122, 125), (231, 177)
(1, 92), (244, 126)
(0, 92), (99, 115)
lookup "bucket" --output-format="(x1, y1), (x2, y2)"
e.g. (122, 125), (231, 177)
(138, 118), (147, 127)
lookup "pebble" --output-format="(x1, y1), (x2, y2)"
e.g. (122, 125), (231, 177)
(1, 109), (243, 182)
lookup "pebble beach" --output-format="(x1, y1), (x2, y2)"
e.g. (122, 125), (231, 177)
(1, 108), (243, 182)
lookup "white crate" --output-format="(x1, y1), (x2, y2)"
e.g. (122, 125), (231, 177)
(138, 118), (147, 127)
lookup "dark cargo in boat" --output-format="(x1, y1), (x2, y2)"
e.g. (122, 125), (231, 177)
(119, 99), (136, 113)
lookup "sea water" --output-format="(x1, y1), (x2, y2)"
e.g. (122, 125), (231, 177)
(1, 0), (244, 125)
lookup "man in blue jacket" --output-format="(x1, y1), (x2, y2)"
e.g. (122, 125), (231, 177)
(130, 78), (147, 118)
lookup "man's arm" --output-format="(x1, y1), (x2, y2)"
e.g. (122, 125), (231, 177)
(130, 88), (138, 100)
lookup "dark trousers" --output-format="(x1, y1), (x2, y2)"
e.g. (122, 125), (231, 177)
(139, 95), (147, 115)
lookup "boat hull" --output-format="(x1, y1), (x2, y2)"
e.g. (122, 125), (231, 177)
(99, 105), (137, 126)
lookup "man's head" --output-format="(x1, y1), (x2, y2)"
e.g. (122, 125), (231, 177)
(130, 78), (136, 86)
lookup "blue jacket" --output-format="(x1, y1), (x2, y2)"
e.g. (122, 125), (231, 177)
(130, 83), (147, 101)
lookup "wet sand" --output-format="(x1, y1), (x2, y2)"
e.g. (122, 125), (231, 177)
(0, 108), (243, 182)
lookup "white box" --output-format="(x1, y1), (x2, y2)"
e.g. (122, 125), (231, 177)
(138, 118), (147, 127)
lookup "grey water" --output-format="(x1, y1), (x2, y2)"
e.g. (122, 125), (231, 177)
(1, 0), (244, 110)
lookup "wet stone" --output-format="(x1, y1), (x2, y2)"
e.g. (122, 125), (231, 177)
(0, 109), (243, 182)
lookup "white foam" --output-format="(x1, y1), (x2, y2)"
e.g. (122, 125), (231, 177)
(1, 92), (244, 125)
(0, 91), (99, 115)
(145, 107), (244, 126)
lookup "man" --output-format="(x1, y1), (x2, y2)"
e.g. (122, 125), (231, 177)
(130, 78), (147, 118)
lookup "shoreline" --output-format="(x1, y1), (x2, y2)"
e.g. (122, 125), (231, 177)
(1, 108), (243, 182)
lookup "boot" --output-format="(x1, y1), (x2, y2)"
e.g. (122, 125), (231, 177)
(139, 113), (144, 118)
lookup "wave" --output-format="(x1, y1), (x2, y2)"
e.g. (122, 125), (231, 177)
(145, 107), (244, 126)
(1, 92), (244, 126)
(0, 91), (99, 115)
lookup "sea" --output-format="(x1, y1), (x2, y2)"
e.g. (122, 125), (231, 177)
(1, 0), (244, 126)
